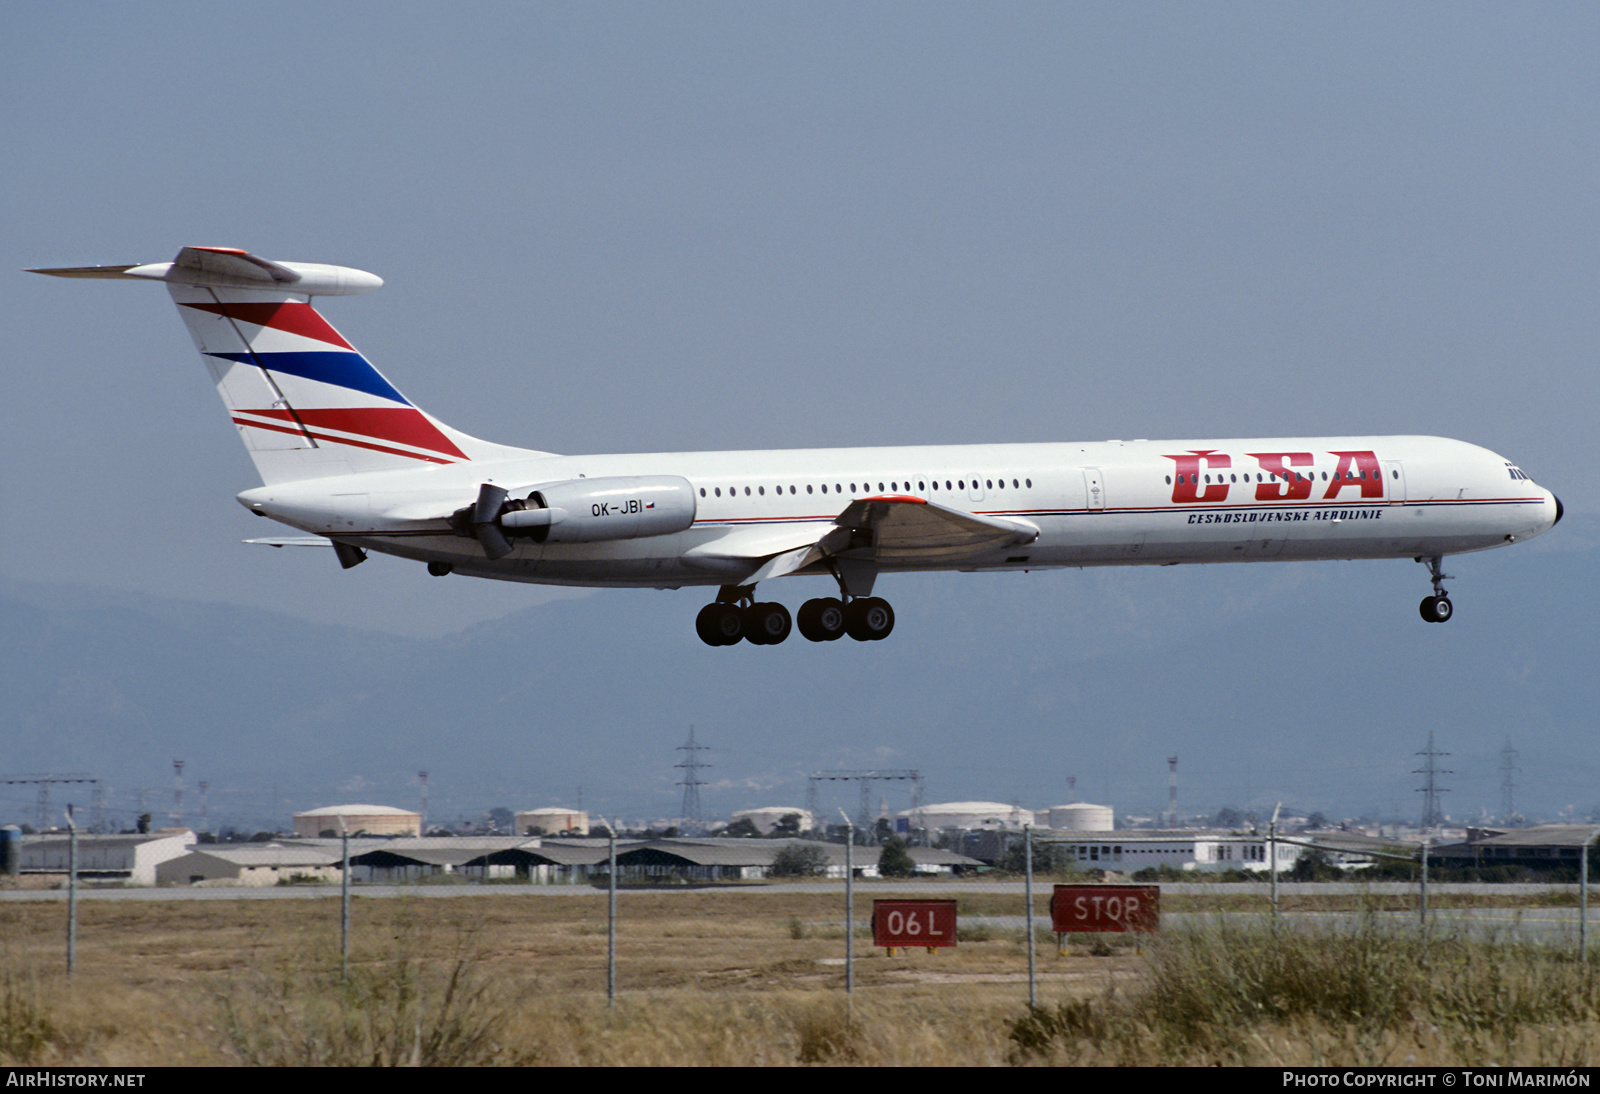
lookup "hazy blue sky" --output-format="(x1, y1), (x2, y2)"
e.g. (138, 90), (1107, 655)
(2, 4), (1594, 827)
(6, 2), (1593, 633)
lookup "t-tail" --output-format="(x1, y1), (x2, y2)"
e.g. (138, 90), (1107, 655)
(30, 246), (526, 484)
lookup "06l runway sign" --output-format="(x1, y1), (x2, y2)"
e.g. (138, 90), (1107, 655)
(872, 899), (958, 949)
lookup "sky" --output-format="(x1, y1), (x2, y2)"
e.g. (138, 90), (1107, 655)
(1, 4), (1595, 827)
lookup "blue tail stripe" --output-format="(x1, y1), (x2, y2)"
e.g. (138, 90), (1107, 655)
(207, 351), (410, 405)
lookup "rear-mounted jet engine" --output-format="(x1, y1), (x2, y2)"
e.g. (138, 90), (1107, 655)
(454, 475), (697, 557)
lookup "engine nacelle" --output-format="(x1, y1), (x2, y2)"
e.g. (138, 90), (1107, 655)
(502, 475), (697, 543)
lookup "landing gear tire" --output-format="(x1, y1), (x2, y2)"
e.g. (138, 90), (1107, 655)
(745, 602), (792, 645)
(798, 598), (847, 642)
(845, 597), (895, 641)
(1419, 595), (1453, 623)
(1417, 556), (1455, 623)
(427, 561), (452, 577)
(696, 603), (745, 646)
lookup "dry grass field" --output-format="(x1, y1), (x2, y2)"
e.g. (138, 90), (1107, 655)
(1, 884), (1598, 1066)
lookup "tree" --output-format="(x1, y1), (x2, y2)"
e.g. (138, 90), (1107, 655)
(770, 843), (830, 878)
(720, 817), (761, 839)
(1289, 846), (1341, 881)
(486, 807), (514, 833)
(137, 813), (151, 835)
(1212, 807), (1244, 829)
(590, 824), (613, 839)
(999, 836), (1055, 875)
(878, 837), (917, 878)
(772, 812), (802, 838)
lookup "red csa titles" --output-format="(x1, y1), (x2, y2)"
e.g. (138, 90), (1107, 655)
(1164, 449), (1384, 505)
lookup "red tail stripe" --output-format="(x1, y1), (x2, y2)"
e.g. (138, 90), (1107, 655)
(181, 301), (355, 349)
(231, 417), (454, 464)
(241, 407), (468, 459)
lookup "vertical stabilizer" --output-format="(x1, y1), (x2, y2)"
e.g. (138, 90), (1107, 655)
(170, 284), (485, 483)
(32, 247), (533, 484)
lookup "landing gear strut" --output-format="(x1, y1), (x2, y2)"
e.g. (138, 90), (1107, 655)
(1417, 555), (1454, 623)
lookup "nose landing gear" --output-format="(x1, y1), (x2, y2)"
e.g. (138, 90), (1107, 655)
(1417, 555), (1454, 623)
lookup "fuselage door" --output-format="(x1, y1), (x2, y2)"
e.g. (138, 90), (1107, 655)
(1083, 468), (1106, 512)
(1382, 461), (1406, 503)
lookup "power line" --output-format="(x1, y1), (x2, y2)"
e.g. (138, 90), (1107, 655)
(1499, 739), (1521, 826)
(1414, 732), (1452, 832)
(675, 727), (710, 834)
(0, 774), (102, 831)
(807, 770), (924, 843)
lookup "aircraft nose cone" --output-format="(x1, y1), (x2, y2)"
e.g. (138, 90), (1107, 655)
(1554, 494), (1564, 525)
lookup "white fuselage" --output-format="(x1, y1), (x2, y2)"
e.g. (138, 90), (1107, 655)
(34, 247), (1558, 641)
(238, 434), (1559, 590)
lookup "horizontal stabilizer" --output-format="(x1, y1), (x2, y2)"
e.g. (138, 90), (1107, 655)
(29, 246), (382, 296)
(243, 536), (333, 547)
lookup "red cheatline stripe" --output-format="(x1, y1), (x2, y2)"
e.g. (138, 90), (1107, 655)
(181, 300), (355, 349)
(240, 407), (468, 459)
(232, 417), (456, 464)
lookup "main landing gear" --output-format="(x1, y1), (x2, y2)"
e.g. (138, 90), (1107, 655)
(695, 586), (895, 646)
(696, 599), (792, 646)
(1417, 555), (1454, 623)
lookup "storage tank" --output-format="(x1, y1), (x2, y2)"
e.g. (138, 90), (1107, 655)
(1046, 803), (1114, 832)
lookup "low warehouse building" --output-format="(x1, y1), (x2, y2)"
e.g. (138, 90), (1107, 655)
(158, 845), (343, 887)
(20, 831), (193, 887)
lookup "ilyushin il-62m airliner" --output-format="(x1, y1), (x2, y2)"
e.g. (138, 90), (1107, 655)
(33, 247), (1562, 646)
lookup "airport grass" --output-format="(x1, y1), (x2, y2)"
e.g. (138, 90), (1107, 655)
(0, 887), (1598, 1065)
(1009, 915), (1600, 1066)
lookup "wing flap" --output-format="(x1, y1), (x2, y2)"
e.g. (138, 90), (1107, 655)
(680, 496), (1038, 585)
(835, 496), (1038, 559)
(681, 526), (833, 580)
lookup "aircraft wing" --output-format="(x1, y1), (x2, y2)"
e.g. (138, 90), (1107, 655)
(685, 496), (1038, 584)
(831, 495), (1039, 561)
